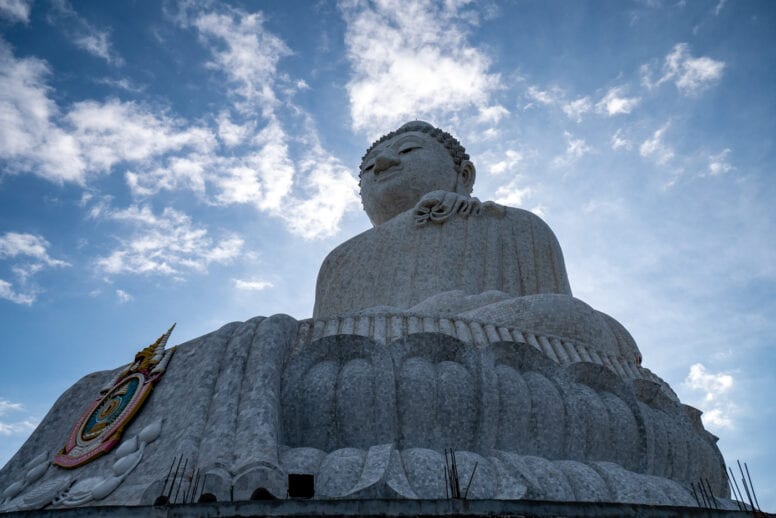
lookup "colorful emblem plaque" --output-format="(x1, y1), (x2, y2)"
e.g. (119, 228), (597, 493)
(53, 324), (176, 469)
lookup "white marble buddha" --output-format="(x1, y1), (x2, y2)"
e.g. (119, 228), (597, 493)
(0, 121), (732, 511)
(314, 121), (639, 365)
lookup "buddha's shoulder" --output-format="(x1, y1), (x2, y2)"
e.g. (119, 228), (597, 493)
(322, 203), (555, 262)
(493, 204), (558, 235)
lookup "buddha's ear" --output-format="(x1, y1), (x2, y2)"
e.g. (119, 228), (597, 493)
(456, 160), (476, 195)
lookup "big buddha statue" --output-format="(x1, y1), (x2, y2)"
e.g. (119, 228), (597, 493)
(0, 121), (732, 511)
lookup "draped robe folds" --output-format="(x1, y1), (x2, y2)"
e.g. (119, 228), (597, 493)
(313, 204), (572, 319)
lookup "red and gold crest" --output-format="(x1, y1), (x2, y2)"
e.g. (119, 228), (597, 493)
(53, 325), (176, 469)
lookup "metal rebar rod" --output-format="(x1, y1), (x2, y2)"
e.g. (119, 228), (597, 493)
(698, 478), (711, 509)
(744, 462), (761, 511)
(444, 464), (450, 499)
(196, 469), (202, 501)
(463, 462), (478, 499)
(738, 461), (756, 512)
(160, 455), (176, 497)
(725, 467), (745, 511)
(690, 482), (701, 507)
(452, 450), (460, 498)
(167, 455), (184, 498)
(703, 478), (718, 510)
(698, 481), (708, 509)
(444, 449), (452, 498)
(174, 457), (188, 504)
(728, 466), (746, 510)
(184, 468), (197, 503)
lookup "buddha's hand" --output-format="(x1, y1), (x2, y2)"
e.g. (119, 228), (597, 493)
(414, 190), (482, 226)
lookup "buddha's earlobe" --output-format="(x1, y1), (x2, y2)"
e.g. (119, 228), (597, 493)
(456, 160), (476, 195)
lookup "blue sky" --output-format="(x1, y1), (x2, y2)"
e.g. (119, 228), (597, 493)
(1, 0), (774, 509)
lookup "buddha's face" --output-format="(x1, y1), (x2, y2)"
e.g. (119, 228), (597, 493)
(360, 131), (470, 225)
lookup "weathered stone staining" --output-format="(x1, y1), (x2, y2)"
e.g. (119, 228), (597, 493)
(0, 121), (734, 510)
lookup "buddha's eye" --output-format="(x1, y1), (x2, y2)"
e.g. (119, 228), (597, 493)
(363, 163), (374, 172)
(399, 146), (420, 155)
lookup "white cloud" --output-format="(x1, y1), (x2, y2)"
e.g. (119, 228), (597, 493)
(686, 363), (734, 400)
(0, 40), (85, 183)
(485, 149), (523, 175)
(642, 43), (725, 95)
(47, 0), (123, 66)
(562, 96), (592, 122)
(494, 178), (532, 207)
(708, 148), (733, 176)
(183, 7), (290, 115)
(0, 397), (37, 435)
(0, 398), (23, 415)
(1, 41), (216, 184)
(0, 419), (37, 435)
(701, 408), (732, 429)
(526, 84), (637, 121)
(553, 131), (592, 167)
(115, 289), (133, 303)
(0, 232), (69, 305)
(278, 122), (360, 239)
(684, 363), (736, 429)
(4, 4), (358, 242)
(217, 111), (255, 147)
(0, 279), (35, 305)
(713, 0), (727, 16)
(233, 278), (273, 291)
(0, 232), (68, 267)
(94, 204), (244, 277)
(0, 0), (31, 23)
(611, 129), (632, 151)
(213, 118), (294, 211)
(95, 77), (146, 93)
(341, 0), (502, 135)
(639, 123), (674, 165)
(68, 99), (216, 174)
(176, 5), (359, 238)
(596, 87), (640, 116)
(476, 105), (509, 124)
(525, 85), (564, 107)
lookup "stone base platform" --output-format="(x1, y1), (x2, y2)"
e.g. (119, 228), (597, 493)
(0, 499), (759, 518)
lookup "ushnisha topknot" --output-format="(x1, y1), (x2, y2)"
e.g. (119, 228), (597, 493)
(360, 121), (470, 177)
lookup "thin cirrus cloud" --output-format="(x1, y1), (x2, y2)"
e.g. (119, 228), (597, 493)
(46, 0), (124, 66)
(552, 131), (592, 167)
(707, 148), (734, 176)
(183, 8), (291, 114)
(526, 85), (639, 121)
(0, 397), (37, 436)
(233, 278), (273, 291)
(641, 42), (725, 95)
(595, 87), (640, 116)
(167, 4), (360, 239)
(0, 0), (31, 23)
(0, 232), (69, 305)
(639, 122), (675, 166)
(340, 0), (503, 137)
(115, 289), (133, 303)
(91, 203), (244, 278)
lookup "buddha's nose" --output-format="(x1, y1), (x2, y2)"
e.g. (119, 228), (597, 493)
(374, 152), (400, 175)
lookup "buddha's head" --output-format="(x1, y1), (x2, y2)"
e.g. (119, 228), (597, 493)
(359, 121), (476, 225)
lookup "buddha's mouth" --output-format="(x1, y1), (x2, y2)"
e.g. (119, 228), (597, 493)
(374, 166), (402, 182)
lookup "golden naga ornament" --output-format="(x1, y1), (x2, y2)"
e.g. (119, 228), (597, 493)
(53, 325), (176, 469)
